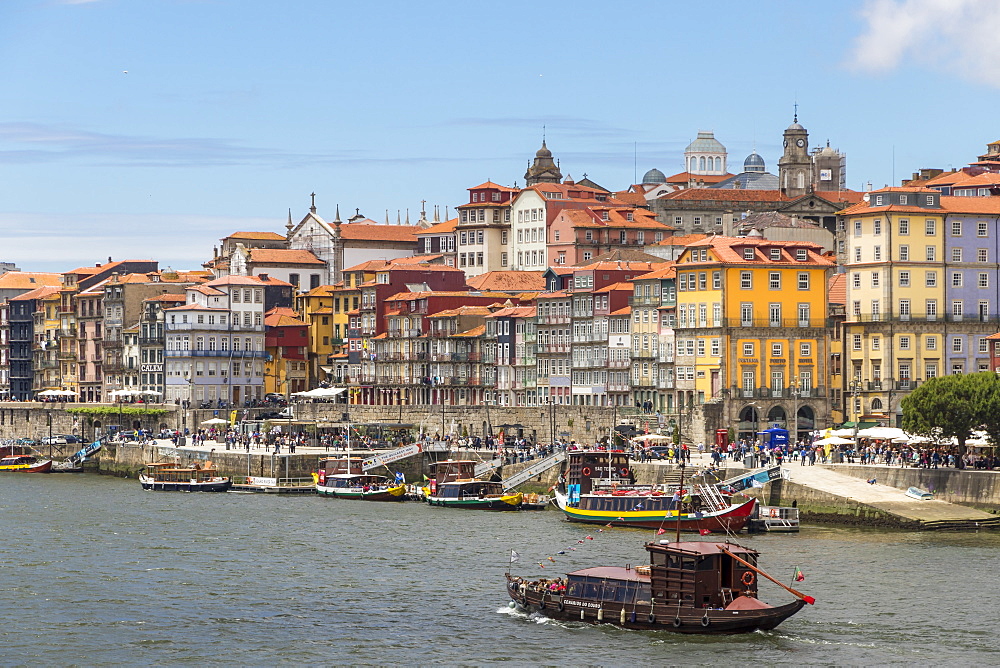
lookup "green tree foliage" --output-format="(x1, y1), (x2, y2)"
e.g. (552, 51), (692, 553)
(66, 406), (168, 418)
(900, 372), (1000, 469)
(672, 423), (681, 446)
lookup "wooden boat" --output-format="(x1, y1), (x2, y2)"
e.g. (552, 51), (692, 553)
(0, 454), (53, 473)
(905, 486), (934, 500)
(553, 450), (755, 532)
(521, 493), (552, 511)
(505, 539), (812, 634)
(313, 457), (407, 501)
(424, 460), (523, 510)
(139, 460), (232, 492)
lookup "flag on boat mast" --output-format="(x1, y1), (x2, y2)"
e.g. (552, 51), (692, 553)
(793, 566), (805, 582)
(510, 550), (520, 563)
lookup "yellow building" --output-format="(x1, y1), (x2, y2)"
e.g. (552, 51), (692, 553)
(296, 285), (338, 388)
(675, 236), (834, 443)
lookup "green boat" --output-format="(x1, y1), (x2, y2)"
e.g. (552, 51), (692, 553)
(424, 460), (522, 510)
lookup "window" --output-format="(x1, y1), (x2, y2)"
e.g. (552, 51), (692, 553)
(854, 247), (862, 262)
(952, 220), (962, 236)
(926, 335), (937, 350)
(693, 216), (702, 227)
(978, 221), (988, 237)
(871, 299), (881, 318)
(740, 272), (752, 289)
(872, 271), (880, 287)
(952, 337), (963, 353)
(980, 273), (989, 288)
(854, 220), (862, 237)
(796, 249), (807, 261)
(769, 272), (781, 289)
(769, 248), (781, 261)
(743, 248), (755, 260)
(742, 342), (754, 356)
(952, 272), (963, 288)
(797, 272), (810, 290)
(952, 248), (963, 262)
(952, 301), (964, 319)
(712, 271), (721, 289)
(852, 301), (861, 316)
(852, 272), (861, 288)
(978, 248), (988, 262)
(875, 195), (883, 206)
(926, 299), (938, 319)
(899, 219), (909, 235)
(899, 245), (909, 261)
(872, 336), (881, 350)
(926, 246), (936, 261)
(771, 342), (783, 357)
(899, 271), (910, 287)
(925, 271), (937, 287)
(874, 245), (882, 261)
(925, 219), (936, 235)
(980, 301), (990, 321)
(853, 334), (862, 350)
(800, 342), (811, 356)
(874, 219), (882, 235)
(980, 337), (989, 354)
(899, 335), (910, 350)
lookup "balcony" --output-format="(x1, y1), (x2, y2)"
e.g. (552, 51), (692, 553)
(537, 314), (570, 325)
(631, 348), (654, 359)
(657, 378), (675, 389)
(628, 296), (660, 307)
(165, 349), (268, 358)
(607, 383), (630, 393)
(725, 317), (829, 329)
(657, 354), (674, 363)
(537, 343), (570, 354)
(608, 359), (630, 369)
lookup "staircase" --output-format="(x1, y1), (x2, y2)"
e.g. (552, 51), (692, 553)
(501, 452), (567, 491)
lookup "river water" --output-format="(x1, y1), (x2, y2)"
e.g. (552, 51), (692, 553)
(1, 473), (997, 666)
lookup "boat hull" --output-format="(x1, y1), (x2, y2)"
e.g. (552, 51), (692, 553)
(315, 483), (408, 501)
(0, 460), (53, 473)
(426, 493), (523, 510)
(139, 476), (232, 492)
(554, 492), (756, 532)
(505, 577), (805, 634)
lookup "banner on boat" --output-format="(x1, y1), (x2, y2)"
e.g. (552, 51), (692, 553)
(363, 444), (422, 470)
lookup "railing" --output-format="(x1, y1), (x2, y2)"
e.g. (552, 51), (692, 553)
(164, 350), (268, 358)
(657, 354), (674, 363)
(536, 343), (570, 354)
(607, 359), (630, 369)
(724, 317), (829, 328)
(631, 349), (655, 358)
(628, 296), (661, 306)
(536, 314), (570, 324)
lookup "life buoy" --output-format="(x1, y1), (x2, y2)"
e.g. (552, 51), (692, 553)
(701, 615), (711, 627)
(621, 467), (630, 477)
(769, 508), (779, 518)
(582, 467), (592, 477)
(647, 613), (656, 624)
(741, 571), (756, 586)
(672, 617), (682, 628)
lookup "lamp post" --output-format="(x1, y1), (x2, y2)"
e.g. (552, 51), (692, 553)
(790, 379), (800, 446)
(849, 379), (864, 445)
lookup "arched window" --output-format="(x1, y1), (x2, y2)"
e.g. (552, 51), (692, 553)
(699, 156), (706, 171)
(870, 397), (884, 411)
(797, 171), (805, 189)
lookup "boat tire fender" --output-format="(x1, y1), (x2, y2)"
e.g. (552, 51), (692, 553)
(539, 598), (545, 610)
(557, 600), (565, 612)
(647, 613), (656, 624)
(701, 615), (711, 627)
(672, 617), (682, 628)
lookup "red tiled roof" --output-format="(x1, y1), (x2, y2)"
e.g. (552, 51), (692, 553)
(678, 235), (833, 267)
(828, 273), (846, 305)
(664, 172), (733, 184)
(247, 248), (325, 265)
(659, 188), (791, 203)
(468, 181), (519, 192)
(467, 271), (546, 292)
(417, 218), (458, 235)
(653, 233), (708, 246)
(0, 272), (63, 290)
(632, 263), (677, 281)
(9, 285), (62, 301)
(339, 223), (422, 242)
(226, 231), (286, 241)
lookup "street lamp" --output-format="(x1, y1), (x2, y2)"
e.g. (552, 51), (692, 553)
(849, 378), (864, 444)
(790, 379), (800, 445)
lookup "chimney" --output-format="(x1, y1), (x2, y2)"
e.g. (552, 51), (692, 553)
(257, 273), (269, 281)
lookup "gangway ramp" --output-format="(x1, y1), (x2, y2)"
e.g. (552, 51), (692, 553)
(501, 452), (566, 491)
(362, 444), (422, 471)
(474, 458), (502, 478)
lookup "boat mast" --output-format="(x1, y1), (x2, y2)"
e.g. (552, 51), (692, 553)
(675, 459), (685, 544)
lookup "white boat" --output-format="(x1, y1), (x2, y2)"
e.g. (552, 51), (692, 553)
(905, 486), (934, 500)
(751, 506), (800, 532)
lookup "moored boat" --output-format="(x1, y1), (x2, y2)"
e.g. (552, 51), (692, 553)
(139, 460), (232, 492)
(553, 450), (755, 532)
(505, 539), (813, 634)
(0, 454), (53, 473)
(905, 486), (934, 500)
(314, 457), (407, 501)
(425, 460), (522, 510)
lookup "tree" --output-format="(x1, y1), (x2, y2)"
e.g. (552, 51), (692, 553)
(900, 372), (1000, 469)
(672, 423), (681, 446)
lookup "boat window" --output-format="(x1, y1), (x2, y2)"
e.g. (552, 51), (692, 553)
(624, 581), (637, 602)
(635, 583), (652, 605)
(697, 556), (716, 571)
(566, 579), (583, 598)
(583, 579), (601, 599)
(682, 558), (696, 570)
(601, 580), (618, 601)
(667, 555), (682, 569)
(650, 552), (667, 566)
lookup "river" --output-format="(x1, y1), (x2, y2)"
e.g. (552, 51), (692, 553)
(0, 473), (997, 666)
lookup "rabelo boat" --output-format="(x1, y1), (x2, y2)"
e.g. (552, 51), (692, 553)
(424, 460), (522, 510)
(139, 460), (232, 492)
(313, 457), (407, 501)
(552, 450), (755, 532)
(505, 538), (812, 634)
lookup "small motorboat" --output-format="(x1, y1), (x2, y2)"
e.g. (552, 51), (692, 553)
(0, 454), (53, 473)
(905, 486), (934, 500)
(139, 460), (232, 492)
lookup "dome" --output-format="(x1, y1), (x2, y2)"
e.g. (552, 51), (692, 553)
(642, 168), (667, 185)
(787, 121), (805, 131)
(536, 141), (552, 158)
(685, 131), (726, 154)
(743, 151), (766, 173)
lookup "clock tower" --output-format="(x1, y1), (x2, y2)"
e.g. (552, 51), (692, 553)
(778, 114), (812, 198)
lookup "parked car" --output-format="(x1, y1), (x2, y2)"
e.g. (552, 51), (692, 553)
(41, 435), (67, 445)
(645, 446), (675, 460)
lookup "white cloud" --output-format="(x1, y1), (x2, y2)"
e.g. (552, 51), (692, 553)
(848, 0), (1000, 87)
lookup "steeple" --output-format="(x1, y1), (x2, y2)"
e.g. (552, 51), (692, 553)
(285, 209), (293, 247)
(524, 139), (563, 186)
(309, 192), (317, 214)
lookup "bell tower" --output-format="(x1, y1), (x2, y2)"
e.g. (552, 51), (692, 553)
(778, 112), (812, 198)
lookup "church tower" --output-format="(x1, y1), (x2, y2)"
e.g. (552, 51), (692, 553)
(778, 114), (812, 198)
(524, 140), (563, 186)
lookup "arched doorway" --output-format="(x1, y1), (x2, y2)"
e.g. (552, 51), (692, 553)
(765, 405), (787, 430)
(795, 405), (815, 443)
(737, 405), (761, 443)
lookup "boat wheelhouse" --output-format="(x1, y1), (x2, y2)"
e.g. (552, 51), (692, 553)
(139, 461), (232, 492)
(314, 457), (406, 501)
(554, 450), (755, 532)
(506, 539), (810, 634)
(425, 460), (522, 510)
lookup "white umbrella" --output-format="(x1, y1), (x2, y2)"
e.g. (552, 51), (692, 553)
(200, 417), (230, 425)
(292, 387), (345, 398)
(632, 433), (671, 442)
(857, 426), (908, 440)
(830, 428), (856, 437)
(814, 436), (854, 446)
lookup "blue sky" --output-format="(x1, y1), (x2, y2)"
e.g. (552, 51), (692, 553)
(3, 0), (1000, 272)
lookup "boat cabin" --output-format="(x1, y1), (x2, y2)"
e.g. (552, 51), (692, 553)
(145, 461), (222, 483)
(0, 455), (40, 466)
(318, 457), (364, 475)
(321, 473), (388, 488)
(646, 541), (760, 609)
(566, 451), (634, 494)
(564, 567), (652, 607)
(434, 479), (504, 499)
(429, 460), (478, 484)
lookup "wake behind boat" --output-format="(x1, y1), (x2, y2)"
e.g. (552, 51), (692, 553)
(505, 539), (813, 634)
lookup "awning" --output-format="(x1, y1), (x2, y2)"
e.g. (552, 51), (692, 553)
(841, 420), (879, 430)
(320, 366), (333, 373)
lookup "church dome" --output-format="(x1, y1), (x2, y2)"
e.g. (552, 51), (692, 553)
(685, 131), (726, 153)
(642, 168), (666, 185)
(743, 151), (766, 173)
(536, 141), (553, 158)
(787, 120), (805, 131)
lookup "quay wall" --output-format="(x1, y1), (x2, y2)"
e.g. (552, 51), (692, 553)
(820, 465), (1000, 512)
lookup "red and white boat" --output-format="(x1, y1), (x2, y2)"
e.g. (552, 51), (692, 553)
(0, 454), (53, 473)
